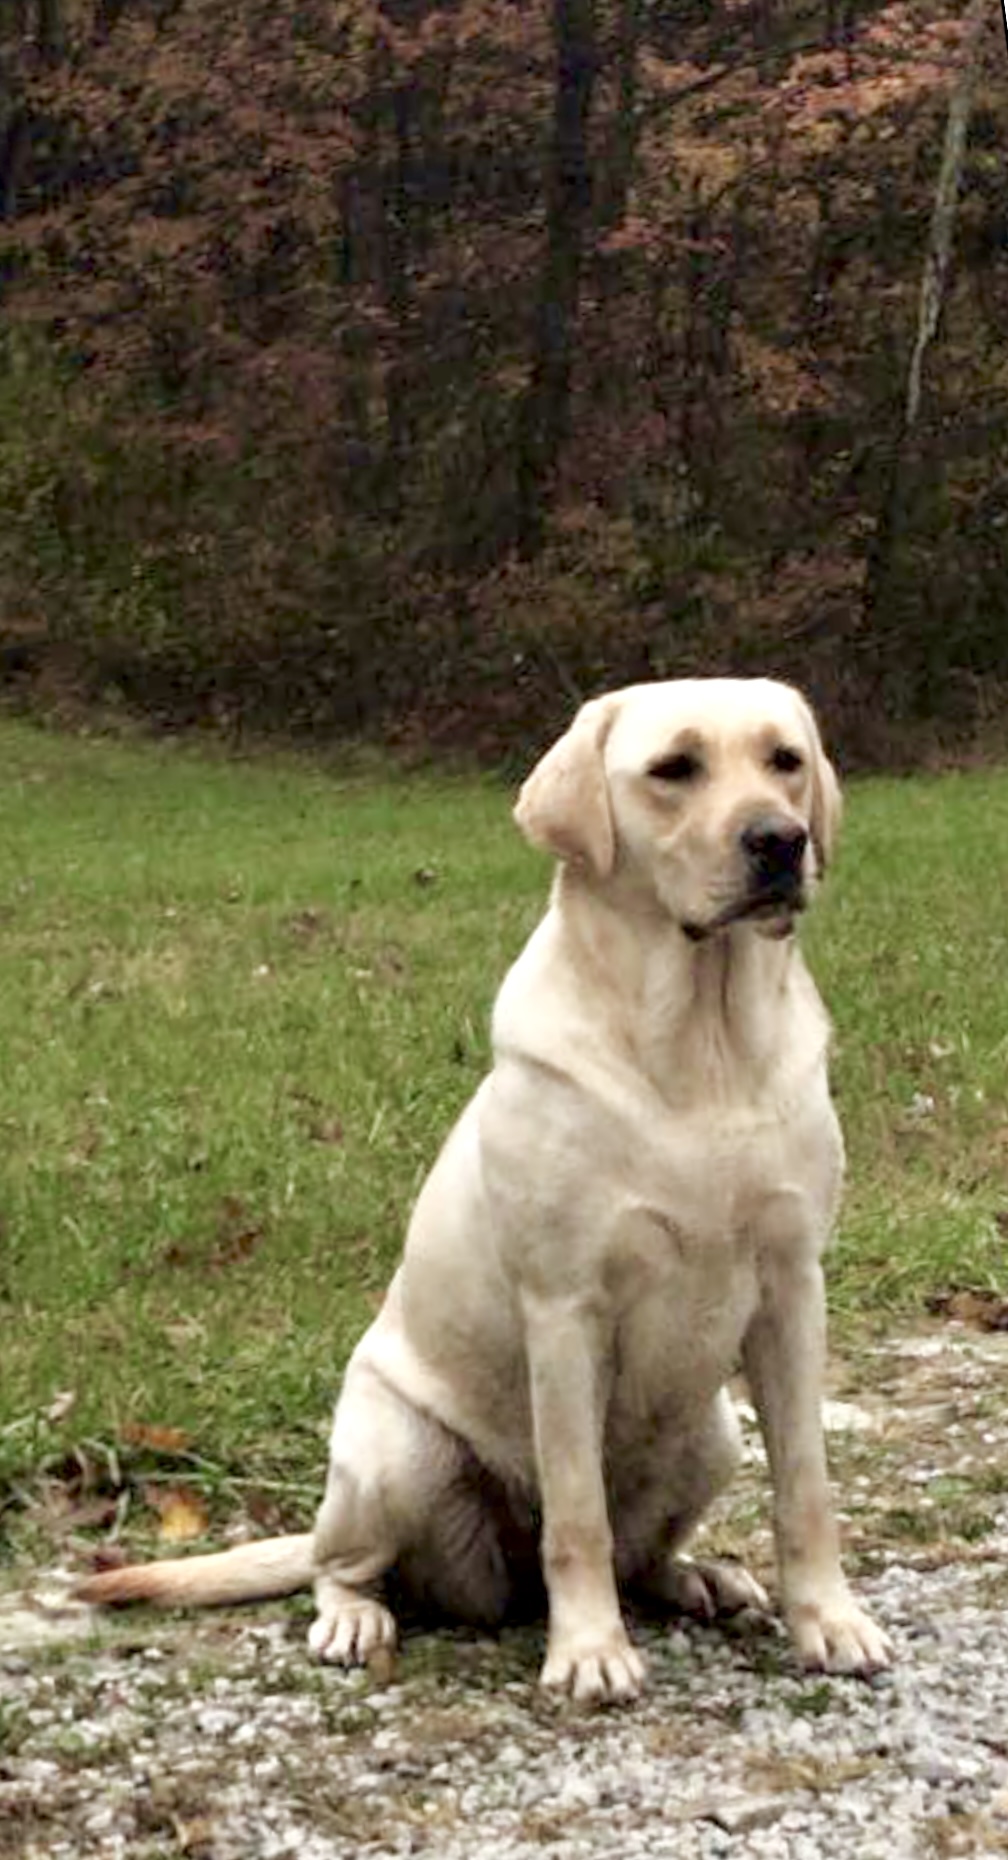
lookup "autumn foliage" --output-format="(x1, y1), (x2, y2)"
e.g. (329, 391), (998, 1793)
(0, 0), (1005, 758)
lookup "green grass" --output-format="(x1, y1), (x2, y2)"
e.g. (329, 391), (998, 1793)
(1, 722), (1007, 1543)
(808, 770), (1008, 1313)
(0, 722), (540, 1531)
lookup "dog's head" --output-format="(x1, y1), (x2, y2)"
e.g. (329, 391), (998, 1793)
(515, 678), (841, 941)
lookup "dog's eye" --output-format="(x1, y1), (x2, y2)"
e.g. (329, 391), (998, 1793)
(649, 752), (702, 784)
(770, 746), (804, 775)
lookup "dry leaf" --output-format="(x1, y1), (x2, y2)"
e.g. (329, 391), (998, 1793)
(29, 1484), (120, 1536)
(286, 907), (330, 939)
(88, 1544), (128, 1573)
(925, 1288), (1008, 1332)
(241, 1490), (287, 1532)
(308, 1115), (344, 1146)
(45, 1389), (77, 1424)
(60, 1495), (121, 1532)
(210, 1195), (265, 1268)
(365, 1644), (397, 1686)
(146, 1485), (210, 1543)
(121, 1422), (193, 1454)
(172, 1814), (215, 1856)
(159, 1238), (199, 1271)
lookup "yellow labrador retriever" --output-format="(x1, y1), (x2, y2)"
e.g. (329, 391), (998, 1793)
(79, 678), (892, 1702)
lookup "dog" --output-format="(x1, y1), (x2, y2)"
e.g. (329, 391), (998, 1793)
(78, 677), (892, 1702)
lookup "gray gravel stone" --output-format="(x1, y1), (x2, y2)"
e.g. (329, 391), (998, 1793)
(5, 1566), (1006, 1860)
(2, 1329), (1007, 1857)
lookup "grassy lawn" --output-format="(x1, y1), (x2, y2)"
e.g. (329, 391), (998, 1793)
(1, 720), (1007, 1552)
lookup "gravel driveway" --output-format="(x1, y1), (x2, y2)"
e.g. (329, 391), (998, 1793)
(3, 1326), (1007, 1860)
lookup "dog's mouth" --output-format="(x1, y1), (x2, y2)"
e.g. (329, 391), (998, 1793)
(682, 881), (806, 944)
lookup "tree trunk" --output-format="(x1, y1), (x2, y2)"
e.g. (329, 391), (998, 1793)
(598, 0), (643, 231)
(1, 113), (30, 219)
(380, 74), (415, 513)
(513, 0), (599, 559)
(861, 0), (989, 654)
(94, 0), (130, 40)
(37, 0), (64, 63)
(904, 0), (988, 431)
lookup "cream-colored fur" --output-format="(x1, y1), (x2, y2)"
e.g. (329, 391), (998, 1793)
(79, 678), (891, 1702)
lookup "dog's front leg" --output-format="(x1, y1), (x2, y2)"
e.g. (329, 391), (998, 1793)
(743, 1253), (892, 1677)
(523, 1290), (646, 1704)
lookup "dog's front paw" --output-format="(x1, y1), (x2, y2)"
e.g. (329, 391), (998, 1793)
(540, 1625), (646, 1704)
(786, 1586), (892, 1676)
(308, 1595), (397, 1666)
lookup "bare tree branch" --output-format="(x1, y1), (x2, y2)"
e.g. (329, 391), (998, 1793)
(904, 0), (989, 430)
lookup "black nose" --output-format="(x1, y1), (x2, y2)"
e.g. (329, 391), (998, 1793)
(741, 816), (808, 881)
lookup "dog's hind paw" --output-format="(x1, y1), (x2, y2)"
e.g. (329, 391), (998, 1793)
(660, 1554), (769, 1621)
(308, 1595), (397, 1667)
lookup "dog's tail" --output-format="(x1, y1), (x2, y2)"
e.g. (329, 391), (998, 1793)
(75, 1533), (316, 1609)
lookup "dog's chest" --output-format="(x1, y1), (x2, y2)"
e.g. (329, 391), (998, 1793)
(605, 1193), (756, 1391)
(602, 1110), (825, 1398)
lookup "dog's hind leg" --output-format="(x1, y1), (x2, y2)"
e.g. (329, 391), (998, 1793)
(308, 1359), (532, 1664)
(652, 1394), (769, 1620)
(307, 1362), (424, 1665)
(616, 1391), (769, 1621)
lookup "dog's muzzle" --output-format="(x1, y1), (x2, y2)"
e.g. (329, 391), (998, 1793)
(683, 814), (809, 941)
(740, 815), (808, 898)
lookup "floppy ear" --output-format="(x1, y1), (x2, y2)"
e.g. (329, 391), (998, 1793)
(796, 693), (842, 871)
(514, 694), (619, 876)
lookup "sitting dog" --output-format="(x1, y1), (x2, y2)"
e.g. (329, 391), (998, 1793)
(79, 678), (892, 1702)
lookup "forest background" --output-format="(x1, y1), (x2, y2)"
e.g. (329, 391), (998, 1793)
(0, 0), (1005, 766)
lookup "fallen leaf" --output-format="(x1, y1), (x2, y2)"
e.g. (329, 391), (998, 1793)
(68, 1498), (123, 1532)
(210, 1229), (263, 1268)
(159, 1238), (199, 1271)
(201, 1195), (266, 1269)
(308, 1115), (344, 1146)
(29, 1484), (120, 1535)
(285, 907), (331, 939)
(121, 1422), (193, 1455)
(45, 1389), (77, 1424)
(241, 1490), (288, 1532)
(925, 1288), (1008, 1332)
(172, 1814), (215, 1856)
(146, 1485), (210, 1543)
(365, 1644), (397, 1686)
(88, 1544), (128, 1573)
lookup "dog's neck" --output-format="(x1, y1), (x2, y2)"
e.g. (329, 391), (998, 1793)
(548, 865), (818, 1105)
